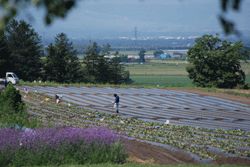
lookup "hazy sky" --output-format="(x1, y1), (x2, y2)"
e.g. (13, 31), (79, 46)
(18, 0), (250, 39)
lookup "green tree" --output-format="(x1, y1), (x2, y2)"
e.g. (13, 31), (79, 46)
(83, 42), (100, 82)
(44, 33), (82, 83)
(95, 55), (110, 83)
(5, 19), (43, 81)
(109, 56), (131, 84)
(153, 50), (164, 58)
(138, 49), (146, 63)
(120, 54), (129, 63)
(0, 0), (76, 30)
(0, 32), (11, 76)
(83, 42), (130, 84)
(186, 35), (247, 88)
(101, 43), (111, 55)
(85, 42), (111, 83)
(0, 84), (38, 127)
(0, 84), (24, 125)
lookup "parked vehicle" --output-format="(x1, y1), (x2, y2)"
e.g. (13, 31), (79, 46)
(0, 72), (19, 85)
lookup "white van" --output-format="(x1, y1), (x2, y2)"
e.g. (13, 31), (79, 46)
(0, 72), (19, 85)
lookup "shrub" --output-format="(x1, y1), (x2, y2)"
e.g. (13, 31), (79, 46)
(0, 84), (37, 127)
(0, 127), (127, 166)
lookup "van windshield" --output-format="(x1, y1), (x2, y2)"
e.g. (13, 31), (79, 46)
(12, 73), (18, 78)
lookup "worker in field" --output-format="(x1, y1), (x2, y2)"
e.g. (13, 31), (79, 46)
(113, 94), (120, 113)
(55, 94), (62, 104)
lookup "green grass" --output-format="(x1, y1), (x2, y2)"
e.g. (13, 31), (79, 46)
(27, 163), (248, 167)
(126, 61), (250, 87)
(19, 74), (250, 89)
(125, 62), (188, 76)
(130, 75), (193, 87)
(129, 74), (250, 87)
(126, 61), (250, 76)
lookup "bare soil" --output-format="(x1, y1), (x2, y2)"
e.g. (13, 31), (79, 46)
(122, 138), (196, 165)
(168, 88), (250, 105)
(123, 138), (250, 165)
(214, 157), (250, 165)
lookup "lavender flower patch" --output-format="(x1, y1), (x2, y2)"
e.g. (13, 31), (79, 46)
(0, 127), (127, 166)
(0, 128), (21, 151)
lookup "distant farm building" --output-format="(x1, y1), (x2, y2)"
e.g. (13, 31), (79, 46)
(159, 53), (171, 59)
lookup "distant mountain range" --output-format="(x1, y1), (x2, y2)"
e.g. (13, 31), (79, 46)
(42, 34), (250, 52)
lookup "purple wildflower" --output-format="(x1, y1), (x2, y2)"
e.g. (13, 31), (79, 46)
(0, 127), (119, 151)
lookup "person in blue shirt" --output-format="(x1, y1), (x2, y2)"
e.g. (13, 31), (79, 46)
(113, 94), (119, 113)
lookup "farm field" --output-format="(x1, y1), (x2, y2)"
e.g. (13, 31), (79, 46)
(19, 87), (250, 165)
(126, 61), (250, 87)
(22, 86), (250, 131)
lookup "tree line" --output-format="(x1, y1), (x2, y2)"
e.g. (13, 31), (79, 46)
(0, 19), (131, 84)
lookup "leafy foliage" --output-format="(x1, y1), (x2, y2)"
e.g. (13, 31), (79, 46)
(0, 32), (11, 77)
(0, 85), (37, 127)
(153, 50), (164, 58)
(43, 33), (83, 83)
(5, 19), (43, 81)
(83, 42), (131, 84)
(186, 35), (247, 88)
(219, 0), (242, 35)
(109, 57), (131, 84)
(0, 0), (76, 30)
(138, 49), (146, 63)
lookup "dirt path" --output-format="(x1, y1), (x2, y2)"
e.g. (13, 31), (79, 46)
(122, 138), (196, 165)
(122, 138), (250, 165)
(168, 88), (250, 105)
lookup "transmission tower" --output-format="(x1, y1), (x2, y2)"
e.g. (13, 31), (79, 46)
(134, 26), (138, 48)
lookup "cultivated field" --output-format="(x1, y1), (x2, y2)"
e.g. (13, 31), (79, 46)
(22, 86), (250, 131)
(126, 61), (250, 87)
(12, 61), (250, 165)
(20, 86), (250, 164)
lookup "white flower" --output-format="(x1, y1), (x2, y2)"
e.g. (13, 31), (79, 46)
(19, 142), (23, 146)
(100, 117), (105, 121)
